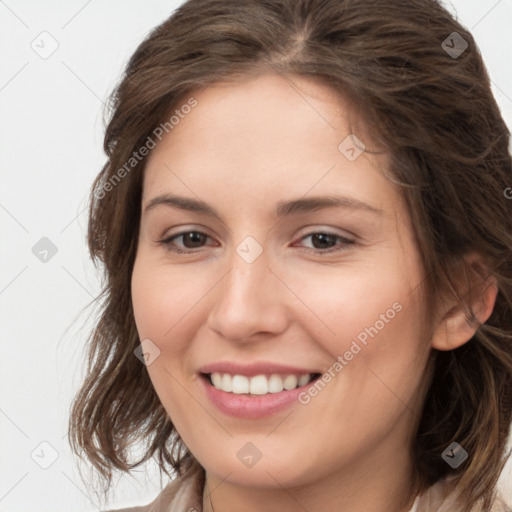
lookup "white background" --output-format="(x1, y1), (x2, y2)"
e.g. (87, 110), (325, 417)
(1, 1), (511, 511)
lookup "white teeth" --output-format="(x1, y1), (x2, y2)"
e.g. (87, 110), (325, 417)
(298, 374), (310, 387)
(209, 372), (314, 395)
(249, 375), (268, 395)
(268, 374), (284, 393)
(232, 375), (249, 394)
(221, 373), (232, 392)
(211, 372), (223, 388)
(283, 375), (298, 390)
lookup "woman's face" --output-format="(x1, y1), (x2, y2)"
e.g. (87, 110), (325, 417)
(131, 73), (432, 489)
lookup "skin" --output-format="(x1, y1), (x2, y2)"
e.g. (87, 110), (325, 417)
(131, 72), (498, 512)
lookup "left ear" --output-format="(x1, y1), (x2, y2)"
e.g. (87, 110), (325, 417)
(431, 252), (498, 351)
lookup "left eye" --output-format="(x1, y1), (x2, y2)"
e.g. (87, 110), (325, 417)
(159, 230), (355, 254)
(296, 232), (355, 253)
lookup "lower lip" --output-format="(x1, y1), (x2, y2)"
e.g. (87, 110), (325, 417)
(200, 375), (318, 419)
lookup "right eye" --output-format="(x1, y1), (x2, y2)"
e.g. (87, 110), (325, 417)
(159, 230), (215, 253)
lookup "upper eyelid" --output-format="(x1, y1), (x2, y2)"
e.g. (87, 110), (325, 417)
(162, 229), (355, 249)
(162, 226), (352, 240)
(161, 221), (355, 236)
(161, 229), (215, 242)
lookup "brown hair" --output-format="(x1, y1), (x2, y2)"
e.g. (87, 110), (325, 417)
(68, 0), (512, 510)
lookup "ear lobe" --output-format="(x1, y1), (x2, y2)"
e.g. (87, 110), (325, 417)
(430, 254), (498, 352)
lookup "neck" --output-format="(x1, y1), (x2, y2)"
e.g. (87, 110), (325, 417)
(202, 441), (418, 512)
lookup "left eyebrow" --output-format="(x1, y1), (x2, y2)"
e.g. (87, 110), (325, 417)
(275, 195), (383, 217)
(142, 193), (383, 218)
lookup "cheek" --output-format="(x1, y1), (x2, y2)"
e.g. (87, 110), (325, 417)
(131, 257), (204, 420)
(289, 262), (423, 362)
(131, 254), (208, 346)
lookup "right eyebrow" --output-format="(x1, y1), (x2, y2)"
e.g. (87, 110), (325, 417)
(144, 194), (218, 217)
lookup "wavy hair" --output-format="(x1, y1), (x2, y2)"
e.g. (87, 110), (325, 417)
(68, 1), (512, 510)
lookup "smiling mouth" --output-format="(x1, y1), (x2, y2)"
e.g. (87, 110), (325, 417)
(201, 372), (322, 395)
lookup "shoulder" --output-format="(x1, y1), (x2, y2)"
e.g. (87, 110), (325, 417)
(490, 494), (512, 512)
(413, 476), (512, 512)
(104, 459), (205, 512)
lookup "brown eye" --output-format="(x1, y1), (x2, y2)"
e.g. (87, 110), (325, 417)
(160, 231), (212, 253)
(179, 231), (208, 248)
(296, 232), (355, 254)
(310, 233), (338, 250)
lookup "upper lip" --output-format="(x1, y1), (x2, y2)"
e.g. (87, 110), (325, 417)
(198, 361), (321, 377)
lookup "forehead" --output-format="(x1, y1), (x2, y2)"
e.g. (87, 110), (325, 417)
(141, 72), (399, 218)
(150, 72), (363, 153)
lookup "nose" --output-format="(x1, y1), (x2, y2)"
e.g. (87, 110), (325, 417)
(206, 240), (289, 343)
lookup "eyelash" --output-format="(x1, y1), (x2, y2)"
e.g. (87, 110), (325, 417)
(159, 230), (355, 255)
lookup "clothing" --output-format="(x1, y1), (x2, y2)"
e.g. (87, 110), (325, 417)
(106, 459), (511, 512)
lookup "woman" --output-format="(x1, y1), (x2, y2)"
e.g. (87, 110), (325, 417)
(68, 0), (512, 510)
